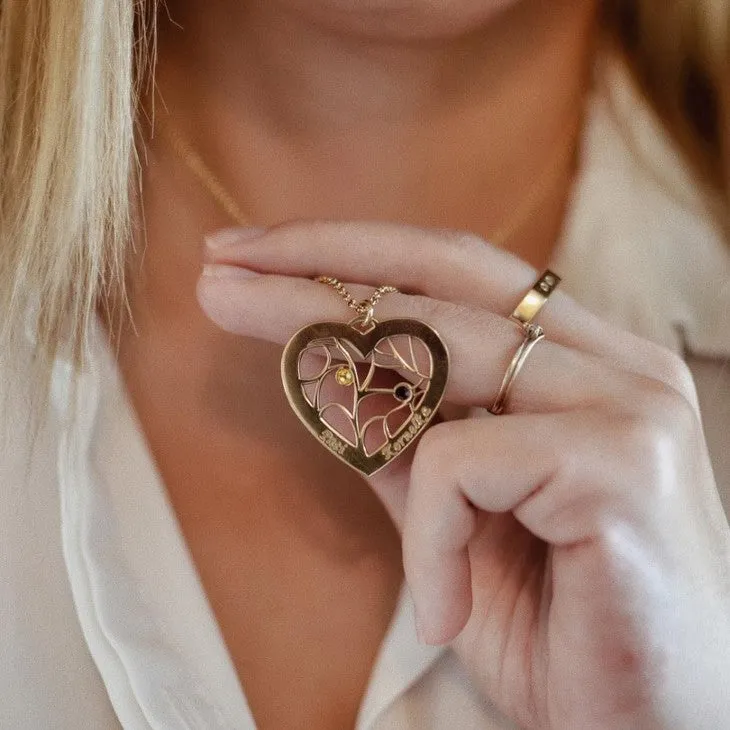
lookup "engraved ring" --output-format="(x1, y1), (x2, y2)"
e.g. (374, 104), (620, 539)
(488, 270), (560, 415)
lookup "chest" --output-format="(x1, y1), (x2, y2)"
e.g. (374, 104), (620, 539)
(118, 327), (404, 729)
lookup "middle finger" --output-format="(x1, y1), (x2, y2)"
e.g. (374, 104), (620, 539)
(197, 268), (631, 413)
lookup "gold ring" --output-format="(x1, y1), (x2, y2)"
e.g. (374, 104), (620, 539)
(488, 323), (545, 415)
(489, 270), (560, 415)
(509, 269), (560, 325)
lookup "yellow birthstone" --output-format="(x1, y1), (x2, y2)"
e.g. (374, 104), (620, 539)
(335, 366), (354, 386)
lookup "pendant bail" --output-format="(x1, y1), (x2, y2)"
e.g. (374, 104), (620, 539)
(358, 302), (376, 328)
(349, 302), (377, 334)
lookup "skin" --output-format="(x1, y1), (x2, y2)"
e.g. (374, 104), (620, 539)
(198, 222), (730, 729)
(120, 0), (730, 728)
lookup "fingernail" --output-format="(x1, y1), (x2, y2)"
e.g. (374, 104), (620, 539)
(201, 263), (261, 280)
(205, 226), (267, 249)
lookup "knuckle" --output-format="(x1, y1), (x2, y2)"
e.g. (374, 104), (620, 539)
(440, 230), (489, 261)
(632, 376), (698, 440)
(406, 293), (470, 329)
(605, 384), (698, 504)
(645, 344), (697, 402)
(436, 230), (497, 274)
(613, 410), (670, 470)
(437, 228), (535, 279)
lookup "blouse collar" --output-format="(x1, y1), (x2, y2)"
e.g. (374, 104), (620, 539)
(552, 59), (730, 357)
(55, 315), (445, 730)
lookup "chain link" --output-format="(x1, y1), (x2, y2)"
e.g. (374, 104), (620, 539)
(315, 276), (398, 316)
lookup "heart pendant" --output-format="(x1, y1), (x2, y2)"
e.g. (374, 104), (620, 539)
(281, 318), (449, 476)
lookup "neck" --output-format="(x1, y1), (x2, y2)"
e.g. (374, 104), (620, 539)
(152, 0), (598, 266)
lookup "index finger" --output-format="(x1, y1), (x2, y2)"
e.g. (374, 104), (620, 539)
(204, 220), (695, 401)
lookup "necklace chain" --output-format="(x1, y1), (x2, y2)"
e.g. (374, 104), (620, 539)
(162, 121), (251, 226)
(315, 276), (398, 315)
(162, 122), (400, 316)
(157, 113), (579, 251)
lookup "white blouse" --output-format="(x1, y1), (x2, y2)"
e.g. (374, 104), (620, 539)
(2, 65), (730, 730)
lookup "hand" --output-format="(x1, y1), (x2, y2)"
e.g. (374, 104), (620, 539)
(197, 220), (730, 730)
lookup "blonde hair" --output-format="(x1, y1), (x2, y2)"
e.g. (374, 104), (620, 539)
(0, 0), (728, 380)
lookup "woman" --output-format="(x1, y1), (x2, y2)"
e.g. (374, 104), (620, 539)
(1, 0), (730, 728)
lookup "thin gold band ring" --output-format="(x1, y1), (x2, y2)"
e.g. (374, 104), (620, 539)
(488, 323), (546, 415)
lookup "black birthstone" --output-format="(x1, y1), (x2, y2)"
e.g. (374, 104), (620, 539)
(394, 384), (412, 402)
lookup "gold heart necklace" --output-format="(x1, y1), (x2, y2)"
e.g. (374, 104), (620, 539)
(281, 278), (450, 476)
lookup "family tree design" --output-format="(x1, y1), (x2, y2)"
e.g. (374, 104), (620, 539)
(296, 333), (434, 457)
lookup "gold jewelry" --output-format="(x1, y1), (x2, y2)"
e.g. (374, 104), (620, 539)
(488, 323), (545, 415)
(160, 118), (250, 227)
(314, 276), (398, 328)
(488, 269), (560, 415)
(509, 270), (561, 325)
(161, 117), (567, 452)
(281, 278), (449, 476)
(157, 115), (578, 248)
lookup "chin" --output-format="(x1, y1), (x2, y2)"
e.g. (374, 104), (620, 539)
(274, 0), (522, 40)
